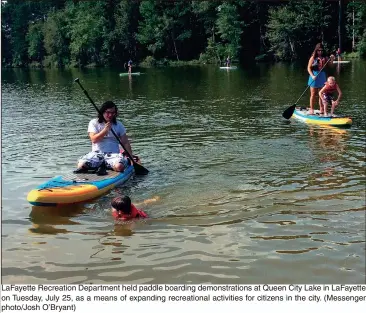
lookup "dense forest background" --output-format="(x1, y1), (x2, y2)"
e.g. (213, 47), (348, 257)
(2, 0), (366, 68)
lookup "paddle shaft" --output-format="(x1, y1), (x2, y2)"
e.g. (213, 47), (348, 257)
(74, 78), (148, 174)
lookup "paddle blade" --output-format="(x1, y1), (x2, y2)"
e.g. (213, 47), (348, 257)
(282, 104), (296, 119)
(133, 162), (149, 175)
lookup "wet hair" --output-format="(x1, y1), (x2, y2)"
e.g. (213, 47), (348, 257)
(312, 43), (326, 57)
(98, 101), (118, 124)
(111, 196), (131, 214)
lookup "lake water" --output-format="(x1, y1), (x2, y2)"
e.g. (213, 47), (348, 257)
(1, 61), (365, 284)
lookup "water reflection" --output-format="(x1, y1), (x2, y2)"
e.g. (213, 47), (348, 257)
(308, 125), (348, 177)
(29, 204), (86, 235)
(128, 74), (133, 96)
(309, 124), (347, 152)
(89, 230), (132, 260)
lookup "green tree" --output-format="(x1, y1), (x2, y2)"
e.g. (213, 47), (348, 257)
(4, 1), (32, 66)
(43, 8), (70, 67)
(1, 2), (13, 66)
(2, 0), (362, 67)
(163, 1), (192, 61)
(27, 21), (45, 63)
(137, 1), (163, 56)
(215, 2), (244, 60)
(137, 0), (192, 60)
(105, 0), (140, 65)
(346, 1), (366, 57)
(2, 0), (64, 66)
(191, 0), (219, 37)
(191, 0), (221, 63)
(67, 1), (107, 66)
(266, 0), (331, 60)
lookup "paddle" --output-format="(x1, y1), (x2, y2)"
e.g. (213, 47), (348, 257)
(74, 78), (149, 175)
(282, 57), (332, 119)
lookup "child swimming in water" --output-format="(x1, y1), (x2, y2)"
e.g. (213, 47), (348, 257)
(111, 195), (148, 220)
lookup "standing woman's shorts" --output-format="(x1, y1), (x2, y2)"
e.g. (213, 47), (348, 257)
(78, 151), (130, 170)
(308, 71), (326, 88)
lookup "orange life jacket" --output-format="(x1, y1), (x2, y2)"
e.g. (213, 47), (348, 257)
(323, 82), (338, 95)
(112, 204), (148, 220)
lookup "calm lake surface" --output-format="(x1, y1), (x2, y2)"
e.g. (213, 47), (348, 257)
(1, 61), (365, 284)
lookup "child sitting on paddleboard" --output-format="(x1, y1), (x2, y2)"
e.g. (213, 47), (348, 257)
(111, 195), (148, 220)
(318, 76), (342, 117)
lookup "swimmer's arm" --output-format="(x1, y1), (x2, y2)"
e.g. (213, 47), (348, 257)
(135, 196), (160, 206)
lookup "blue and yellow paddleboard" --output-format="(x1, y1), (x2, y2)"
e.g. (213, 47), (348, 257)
(27, 165), (134, 206)
(292, 108), (352, 127)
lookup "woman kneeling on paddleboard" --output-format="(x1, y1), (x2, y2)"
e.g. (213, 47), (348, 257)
(307, 43), (334, 115)
(111, 196), (148, 220)
(75, 101), (137, 175)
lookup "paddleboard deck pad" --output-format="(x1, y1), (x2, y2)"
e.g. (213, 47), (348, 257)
(27, 164), (134, 206)
(292, 107), (352, 127)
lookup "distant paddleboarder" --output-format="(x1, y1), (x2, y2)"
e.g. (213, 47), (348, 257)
(127, 59), (133, 74)
(336, 47), (342, 61)
(226, 56), (231, 67)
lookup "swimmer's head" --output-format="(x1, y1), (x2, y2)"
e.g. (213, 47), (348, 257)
(111, 196), (131, 215)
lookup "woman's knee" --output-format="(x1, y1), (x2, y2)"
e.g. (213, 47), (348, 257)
(113, 158), (131, 172)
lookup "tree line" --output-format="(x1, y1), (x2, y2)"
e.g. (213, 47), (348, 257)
(2, 0), (366, 68)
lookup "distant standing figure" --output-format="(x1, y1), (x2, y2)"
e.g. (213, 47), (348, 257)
(307, 43), (334, 114)
(319, 76), (342, 117)
(111, 196), (148, 220)
(226, 56), (231, 67)
(127, 59), (133, 74)
(336, 47), (342, 61)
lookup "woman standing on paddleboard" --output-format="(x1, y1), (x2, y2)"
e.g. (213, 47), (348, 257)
(127, 59), (133, 74)
(307, 43), (334, 114)
(226, 56), (231, 67)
